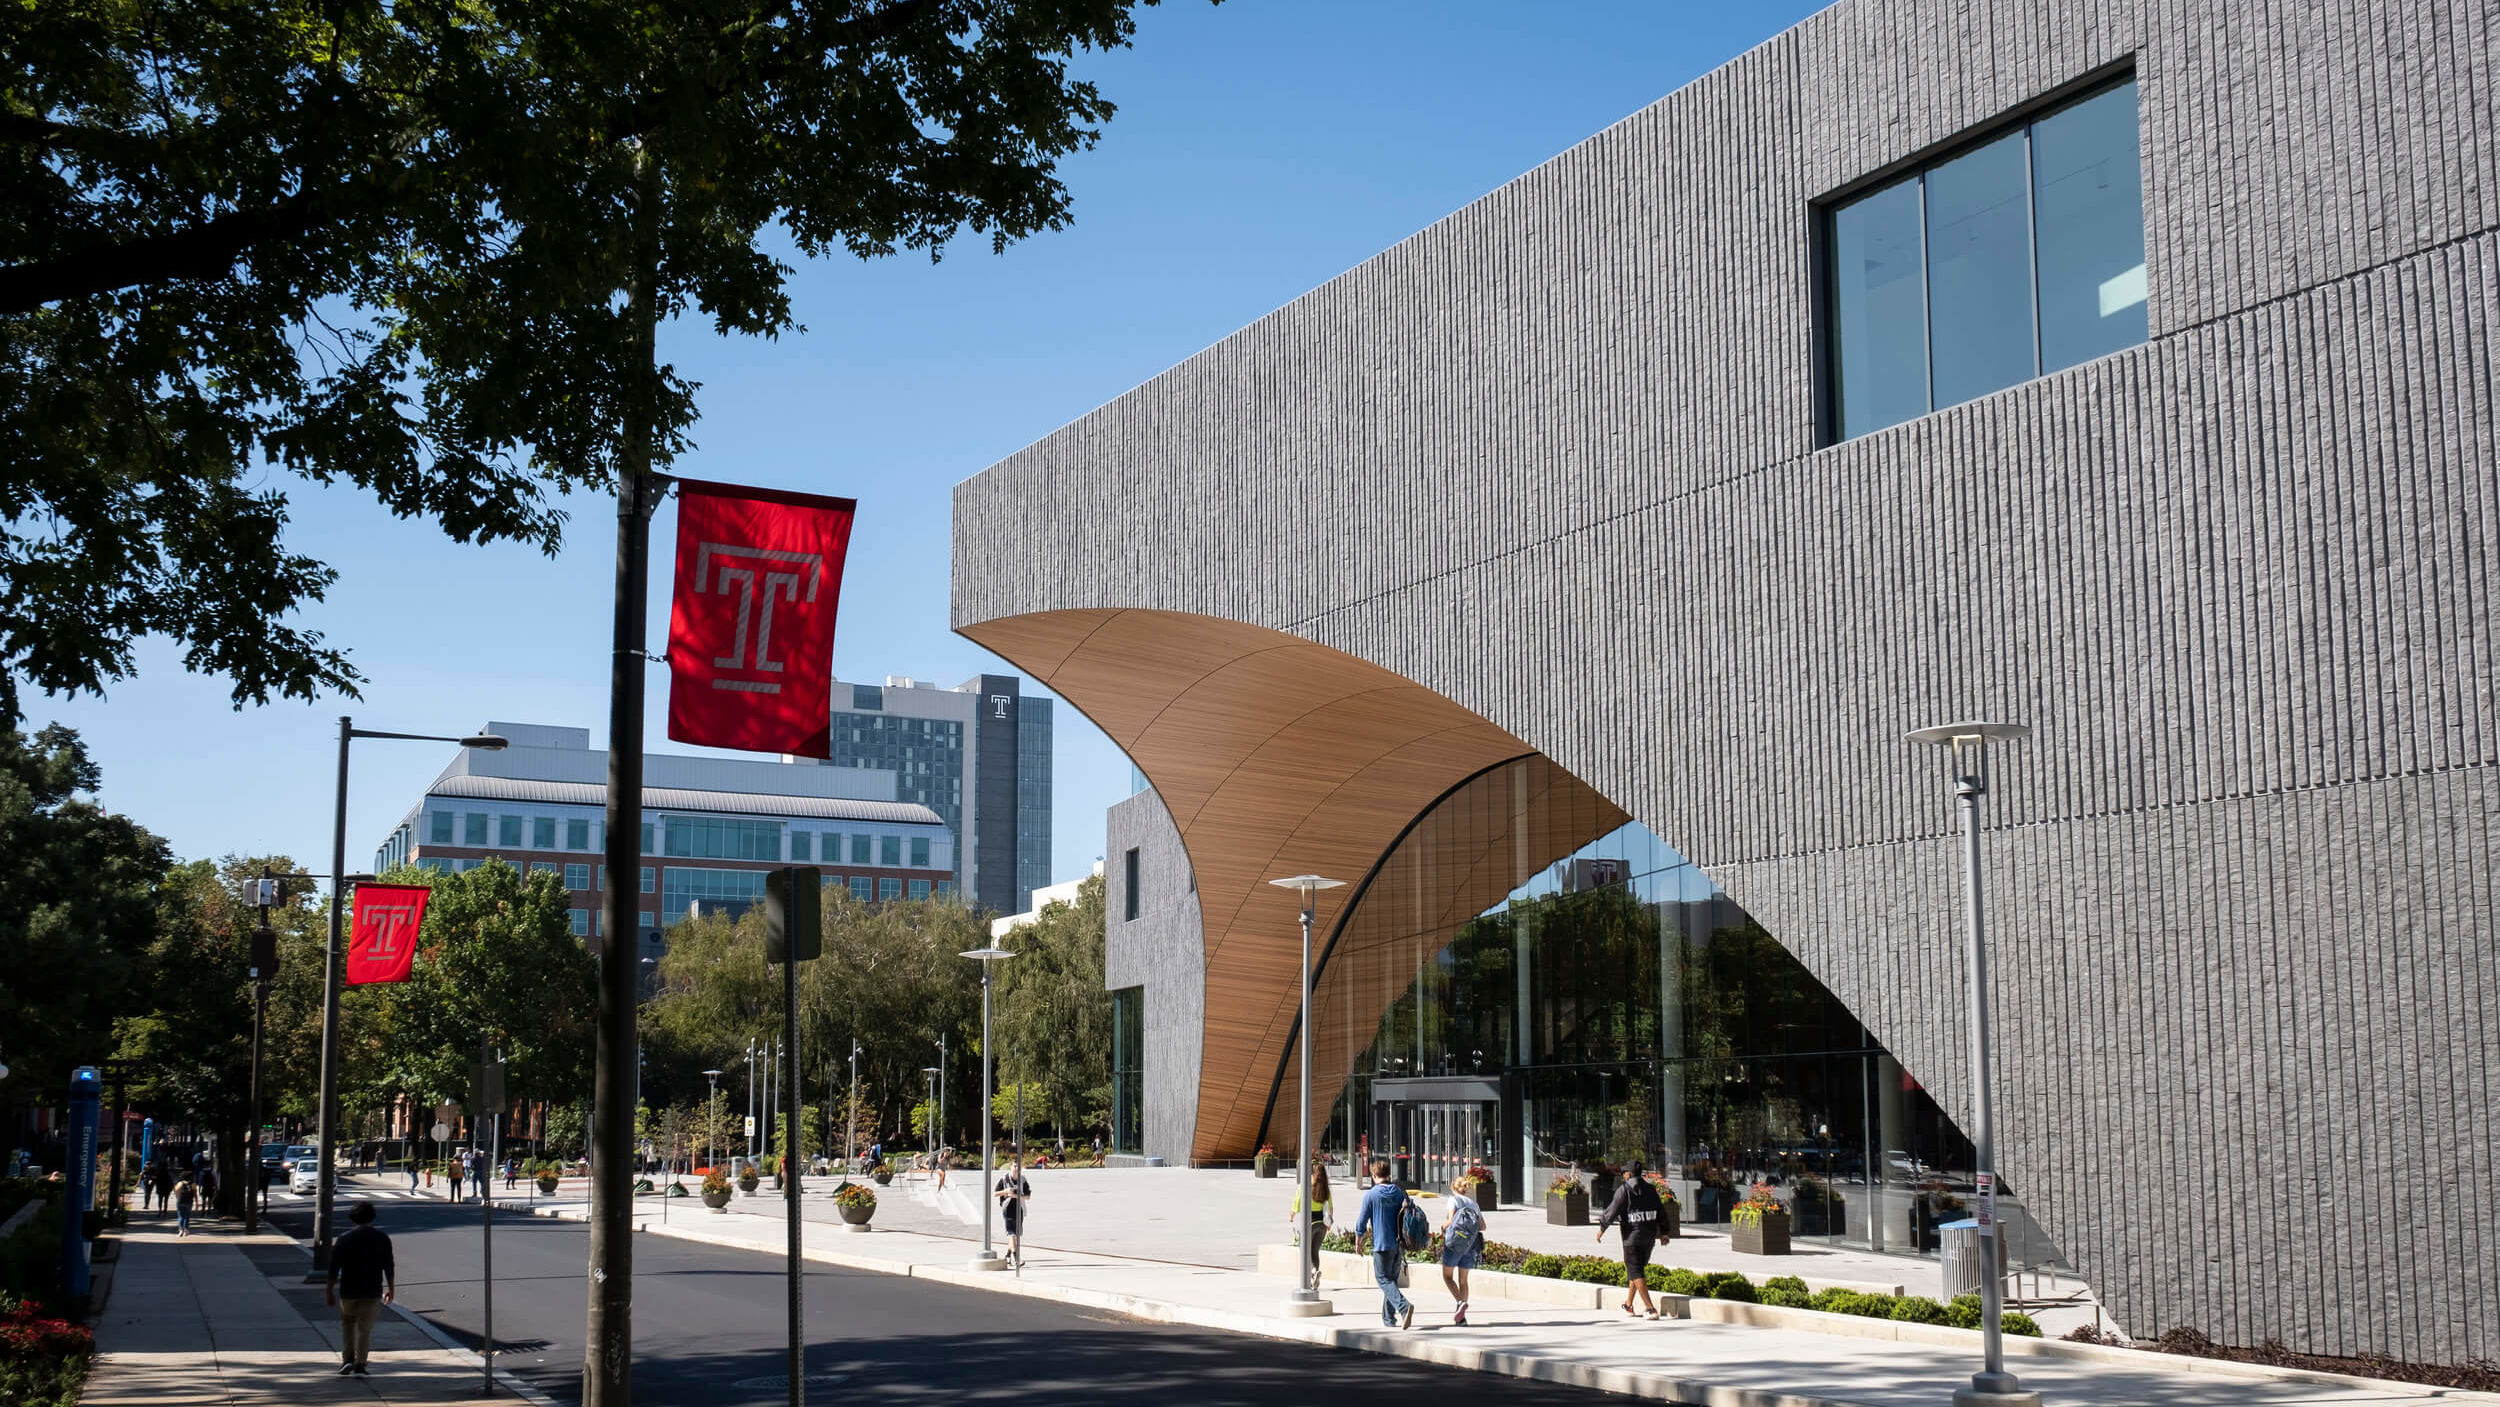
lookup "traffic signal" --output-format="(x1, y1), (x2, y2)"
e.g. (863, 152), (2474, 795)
(764, 866), (821, 963)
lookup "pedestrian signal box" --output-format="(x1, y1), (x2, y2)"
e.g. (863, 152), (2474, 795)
(765, 866), (821, 963)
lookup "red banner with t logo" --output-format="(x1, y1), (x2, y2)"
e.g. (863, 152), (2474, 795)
(345, 884), (430, 986)
(666, 479), (856, 757)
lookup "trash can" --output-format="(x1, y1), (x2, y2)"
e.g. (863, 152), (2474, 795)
(1939, 1220), (1983, 1297)
(1938, 1219), (2005, 1298)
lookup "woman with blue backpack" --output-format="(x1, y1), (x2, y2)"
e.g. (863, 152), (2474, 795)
(1440, 1174), (1486, 1324)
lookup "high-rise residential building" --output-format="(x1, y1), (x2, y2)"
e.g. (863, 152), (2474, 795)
(821, 674), (1052, 914)
(372, 722), (954, 961)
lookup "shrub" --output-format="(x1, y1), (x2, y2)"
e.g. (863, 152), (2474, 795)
(1707, 1272), (1758, 1303)
(0, 1291), (93, 1407)
(1479, 1240), (1532, 1271)
(1891, 1296), (1949, 1324)
(2001, 1312), (2043, 1338)
(831, 1182), (876, 1212)
(1661, 1267), (1710, 1298)
(1519, 1254), (1563, 1280)
(1761, 1284), (1813, 1309)
(1559, 1256), (1627, 1286)
(1810, 1286), (1858, 1314)
(1762, 1275), (1809, 1296)
(701, 1169), (731, 1197)
(1642, 1263), (1670, 1286)
(1833, 1291), (1896, 1318)
(1945, 1293), (1984, 1329)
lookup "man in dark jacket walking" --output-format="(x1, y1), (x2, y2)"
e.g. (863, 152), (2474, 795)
(324, 1202), (396, 1376)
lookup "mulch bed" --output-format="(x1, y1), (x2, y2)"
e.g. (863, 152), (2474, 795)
(2062, 1325), (2500, 1392)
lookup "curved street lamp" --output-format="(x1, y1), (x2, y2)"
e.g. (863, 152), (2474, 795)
(1268, 873), (1345, 1317)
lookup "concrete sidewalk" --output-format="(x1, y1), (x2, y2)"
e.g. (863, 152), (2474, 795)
(79, 1220), (536, 1407)
(444, 1174), (2499, 1407)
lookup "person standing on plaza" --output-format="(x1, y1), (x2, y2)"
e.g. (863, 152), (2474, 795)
(1288, 1165), (1333, 1280)
(154, 1163), (175, 1215)
(1440, 1174), (1486, 1324)
(405, 1153), (419, 1192)
(446, 1154), (463, 1203)
(196, 1161), (218, 1215)
(1596, 1161), (1664, 1319)
(993, 1157), (1032, 1268)
(324, 1202), (396, 1377)
(171, 1174), (197, 1236)
(936, 1145), (950, 1190)
(1351, 1160), (1415, 1330)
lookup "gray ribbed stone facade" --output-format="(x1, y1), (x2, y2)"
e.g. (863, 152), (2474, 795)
(952, 0), (2500, 1363)
(1104, 789), (1204, 1165)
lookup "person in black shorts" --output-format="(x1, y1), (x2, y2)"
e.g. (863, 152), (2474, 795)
(993, 1157), (1032, 1267)
(1596, 1160), (1665, 1319)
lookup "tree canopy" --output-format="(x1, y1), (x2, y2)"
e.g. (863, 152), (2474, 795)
(0, 0), (1165, 723)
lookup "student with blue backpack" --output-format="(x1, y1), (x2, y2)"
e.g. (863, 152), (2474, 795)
(1440, 1174), (1486, 1324)
(1351, 1159), (1424, 1329)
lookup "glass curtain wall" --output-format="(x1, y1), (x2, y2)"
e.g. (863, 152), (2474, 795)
(1296, 756), (2063, 1265)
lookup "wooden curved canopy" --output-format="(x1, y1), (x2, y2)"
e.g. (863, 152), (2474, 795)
(960, 608), (1622, 1162)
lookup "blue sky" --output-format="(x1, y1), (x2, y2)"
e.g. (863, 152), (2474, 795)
(41, 0), (1825, 887)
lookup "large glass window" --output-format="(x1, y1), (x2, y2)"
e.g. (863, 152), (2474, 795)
(564, 863), (591, 891)
(1827, 76), (2142, 439)
(908, 879), (930, 900)
(567, 818), (591, 851)
(849, 876), (873, 901)
(850, 834), (871, 865)
(791, 832), (812, 862)
(879, 835), (901, 868)
(662, 815), (783, 861)
(909, 836), (930, 868)
(1111, 987), (1145, 1155)
(429, 811), (455, 844)
(532, 817), (558, 849)
(878, 878), (902, 901)
(464, 813), (489, 845)
(660, 866), (768, 925)
(498, 814), (523, 848)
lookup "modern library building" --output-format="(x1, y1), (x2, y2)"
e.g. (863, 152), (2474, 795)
(953, 0), (2498, 1366)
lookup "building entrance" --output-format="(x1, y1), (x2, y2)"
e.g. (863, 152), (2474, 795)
(1368, 1077), (1499, 1194)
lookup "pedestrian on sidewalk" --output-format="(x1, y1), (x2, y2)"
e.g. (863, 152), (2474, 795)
(172, 1175), (197, 1236)
(994, 1157), (1032, 1267)
(196, 1162), (218, 1214)
(324, 1202), (396, 1378)
(936, 1146), (950, 1190)
(1288, 1165), (1333, 1280)
(1596, 1160), (1664, 1319)
(405, 1156), (419, 1192)
(503, 1156), (518, 1191)
(155, 1163), (175, 1214)
(447, 1156), (464, 1203)
(1441, 1174), (1485, 1325)
(1351, 1160), (1415, 1330)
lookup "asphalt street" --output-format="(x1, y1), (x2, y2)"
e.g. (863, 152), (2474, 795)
(258, 1191), (1648, 1406)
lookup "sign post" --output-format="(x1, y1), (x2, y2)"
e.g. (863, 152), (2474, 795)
(765, 866), (820, 1407)
(62, 1067), (100, 1301)
(471, 1047), (506, 1397)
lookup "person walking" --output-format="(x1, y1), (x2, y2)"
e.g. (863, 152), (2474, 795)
(196, 1162), (218, 1215)
(1596, 1161), (1665, 1319)
(171, 1174), (197, 1236)
(405, 1154), (419, 1192)
(1351, 1160), (1415, 1330)
(324, 1202), (396, 1377)
(154, 1164), (175, 1215)
(935, 1146), (950, 1190)
(1441, 1173), (1486, 1324)
(1288, 1165), (1334, 1280)
(503, 1156), (518, 1191)
(993, 1157), (1032, 1267)
(446, 1155), (464, 1203)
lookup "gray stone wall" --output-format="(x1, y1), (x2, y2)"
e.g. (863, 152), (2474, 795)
(1104, 789), (1203, 1166)
(954, 0), (2500, 1361)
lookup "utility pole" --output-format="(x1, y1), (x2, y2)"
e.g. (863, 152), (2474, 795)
(583, 139), (660, 1407)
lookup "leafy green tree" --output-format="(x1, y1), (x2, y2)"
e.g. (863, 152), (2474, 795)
(0, 0), (1171, 724)
(0, 725), (167, 1110)
(991, 875), (1110, 1141)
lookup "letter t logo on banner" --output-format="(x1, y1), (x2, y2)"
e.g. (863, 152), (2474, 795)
(345, 884), (431, 986)
(666, 479), (856, 758)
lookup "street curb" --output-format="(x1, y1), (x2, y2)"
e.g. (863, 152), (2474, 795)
(503, 1200), (2500, 1406)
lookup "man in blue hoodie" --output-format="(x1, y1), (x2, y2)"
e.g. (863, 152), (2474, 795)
(1351, 1160), (1414, 1329)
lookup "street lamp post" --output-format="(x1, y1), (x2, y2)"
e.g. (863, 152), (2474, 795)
(702, 1070), (724, 1173)
(1907, 721), (2040, 1407)
(958, 944), (1016, 1269)
(919, 1067), (940, 1163)
(934, 1032), (947, 1151)
(1268, 874), (1345, 1318)
(309, 719), (506, 1273)
(846, 1039), (861, 1170)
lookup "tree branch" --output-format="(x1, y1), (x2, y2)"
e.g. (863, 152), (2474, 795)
(0, 188), (340, 315)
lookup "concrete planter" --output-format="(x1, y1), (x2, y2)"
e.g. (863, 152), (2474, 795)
(702, 1188), (732, 1213)
(1731, 1208), (1792, 1255)
(1254, 1155), (1278, 1179)
(535, 1176), (559, 1195)
(871, 1170), (893, 1185)
(1546, 1188), (1589, 1225)
(1662, 1201), (1680, 1239)
(838, 1201), (873, 1226)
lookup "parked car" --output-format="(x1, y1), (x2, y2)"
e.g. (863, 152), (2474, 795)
(288, 1158), (321, 1195)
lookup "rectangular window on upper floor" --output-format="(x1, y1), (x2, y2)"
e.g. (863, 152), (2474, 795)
(878, 878), (902, 901)
(879, 835), (901, 868)
(910, 837), (930, 868)
(1824, 74), (2143, 442)
(850, 876), (874, 901)
(498, 814), (523, 848)
(533, 817), (557, 849)
(567, 818), (591, 851)
(850, 833), (870, 865)
(909, 879), (930, 900)
(430, 811), (455, 844)
(464, 813), (489, 845)
(791, 832), (812, 862)
(1124, 848), (1141, 922)
(565, 863), (591, 891)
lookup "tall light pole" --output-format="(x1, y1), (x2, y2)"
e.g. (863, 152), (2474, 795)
(1907, 721), (2040, 1407)
(934, 1032), (947, 1150)
(1268, 874), (1344, 1318)
(846, 1039), (861, 1170)
(958, 943), (1016, 1270)
(310, 720), (506, 1273)
(702, 1070), (724, 1172)
(919, 1067), (940, 1162)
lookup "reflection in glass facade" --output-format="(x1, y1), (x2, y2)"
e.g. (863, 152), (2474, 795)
(1827, 75), (2144, 439)
(1292, 757), (2065, 1267)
